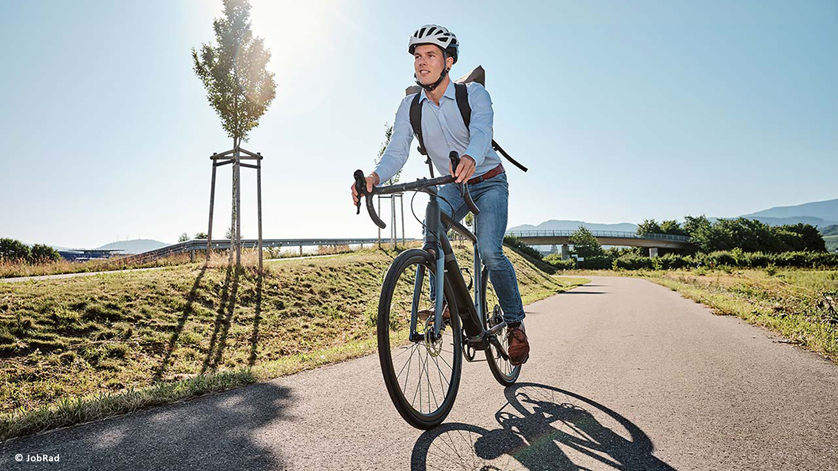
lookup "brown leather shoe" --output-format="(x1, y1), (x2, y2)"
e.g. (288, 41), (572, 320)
(507, 323), (530, 365)
(417, 303), (450, 324)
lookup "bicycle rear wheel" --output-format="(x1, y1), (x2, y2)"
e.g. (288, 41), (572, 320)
(481, 267), (521, 386)
(378, 249), (462, 429)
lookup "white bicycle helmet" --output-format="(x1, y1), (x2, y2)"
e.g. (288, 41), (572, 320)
(408, 24), (459, 91)
(408, 24), (459, 64)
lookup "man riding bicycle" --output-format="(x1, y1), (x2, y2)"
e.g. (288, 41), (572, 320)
(351, 24), (529, 365)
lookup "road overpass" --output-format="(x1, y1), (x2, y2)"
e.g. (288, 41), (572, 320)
(505, 230), (692, 259)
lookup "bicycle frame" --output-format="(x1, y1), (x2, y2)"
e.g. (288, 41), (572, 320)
(411, 186), (504, 347)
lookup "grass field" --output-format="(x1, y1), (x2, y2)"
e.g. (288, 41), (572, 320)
(0, 245), (588, 441)
(566, 267), (838, 363)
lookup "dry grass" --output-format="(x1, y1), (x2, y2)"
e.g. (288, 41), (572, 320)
(0, 252), (194, 279)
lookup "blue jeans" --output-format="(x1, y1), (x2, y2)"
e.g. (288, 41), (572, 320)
(425, 172), (525, 324)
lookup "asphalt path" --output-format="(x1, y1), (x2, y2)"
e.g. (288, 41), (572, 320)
(2, 275), (836, 470)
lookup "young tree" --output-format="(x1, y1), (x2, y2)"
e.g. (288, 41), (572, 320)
(192, 0), (276, 266)
(192, 0), (276, 149)
(178, 232), (189, 243)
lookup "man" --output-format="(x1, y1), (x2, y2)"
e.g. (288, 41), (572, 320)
(350, 24), (529, 365)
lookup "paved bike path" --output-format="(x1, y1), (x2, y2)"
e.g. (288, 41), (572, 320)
(2, 276), (836, 470)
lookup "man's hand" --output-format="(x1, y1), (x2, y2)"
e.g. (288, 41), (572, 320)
(449, 155), (476, 184)
(351, 172), (380, 206)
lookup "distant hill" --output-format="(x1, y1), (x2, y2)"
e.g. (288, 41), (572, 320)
(739, 215), (838, 228)
(507, 220), (638, 233)
(740, 198), (838, 227)
(820, 225), (838, 236)
(95, 239), (171, 255)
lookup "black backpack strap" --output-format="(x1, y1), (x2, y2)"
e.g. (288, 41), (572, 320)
(409, 93), (427, 156)
(454, 82), (471, 128)
(492, 140), (528, 172)
(409, 93), (435, 176)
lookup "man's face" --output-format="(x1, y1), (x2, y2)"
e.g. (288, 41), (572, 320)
(414, 44), (452, 84)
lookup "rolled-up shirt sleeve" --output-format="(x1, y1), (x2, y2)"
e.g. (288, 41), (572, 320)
(463, 83), (494, 168)
(373, 95), (415, 185)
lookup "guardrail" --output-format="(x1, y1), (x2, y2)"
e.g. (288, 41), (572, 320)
(117, 238), (421, 264)
(505, 230), (691, 242)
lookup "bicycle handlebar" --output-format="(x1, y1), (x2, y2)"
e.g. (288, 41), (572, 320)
(354, 151), (480, 229)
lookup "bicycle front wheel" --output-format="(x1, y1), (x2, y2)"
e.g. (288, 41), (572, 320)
(378, 249), (462, 429)
(482, 267), (521, 386)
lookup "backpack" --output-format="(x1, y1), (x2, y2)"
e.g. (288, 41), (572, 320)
(405, 66), (528, 175)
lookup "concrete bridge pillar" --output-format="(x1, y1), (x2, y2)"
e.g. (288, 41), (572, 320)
(650, 247), (659, 258)
(561, 244), (570, 260)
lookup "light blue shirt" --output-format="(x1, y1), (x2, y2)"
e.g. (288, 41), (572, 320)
(373, 80), (502, 184)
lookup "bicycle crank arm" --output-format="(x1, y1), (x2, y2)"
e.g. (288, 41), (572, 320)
(488, 335), (510, 361)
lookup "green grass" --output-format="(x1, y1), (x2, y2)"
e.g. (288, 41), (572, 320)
(0, 245), (587, 441)
(566, 267), (838, 363)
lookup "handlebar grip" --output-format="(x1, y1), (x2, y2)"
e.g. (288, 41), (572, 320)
(353, 169), (387, 229)
(366, 195), (386, 229)
(353, 170), (366, 215)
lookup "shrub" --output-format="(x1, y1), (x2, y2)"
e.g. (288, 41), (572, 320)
(707, 251), (736, 267)
(659, 253), (690, 270)
(613, 255), (653, 270)
(578, 255), (612, 269)
(544, 253), (575, 269)
(30, 244), (61, 264)
(1, 238), (31, 262)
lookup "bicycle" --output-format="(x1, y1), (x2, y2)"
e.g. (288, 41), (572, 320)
(353, 151), (521, 429)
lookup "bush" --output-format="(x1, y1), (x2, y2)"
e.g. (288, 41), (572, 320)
(544, 253), (575, 269)
(706, 251), (737, 267)
(613, 255), (654, 270)
(659, 253), (690, 270)
(743, 251), (771, 268)
(1, 238), (31, 262)
(30, 244), (60, 264)
(578, 255), (613, 269)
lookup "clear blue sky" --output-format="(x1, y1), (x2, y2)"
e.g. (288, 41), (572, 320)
(1, 0), (836, 248)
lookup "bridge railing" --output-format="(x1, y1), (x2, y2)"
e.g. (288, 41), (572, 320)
(116, 238), (421, 264)
(505, 230), (691, 242)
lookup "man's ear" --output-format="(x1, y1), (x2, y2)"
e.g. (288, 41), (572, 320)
(446, 56), (454, 71)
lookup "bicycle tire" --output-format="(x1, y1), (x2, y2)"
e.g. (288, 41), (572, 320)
(481, 267), (521, 386)
(378, 249), (463, 429)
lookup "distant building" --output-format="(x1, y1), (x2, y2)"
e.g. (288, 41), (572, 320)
(58, 249), (124, 262)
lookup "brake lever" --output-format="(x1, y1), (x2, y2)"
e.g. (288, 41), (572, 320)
(353, 169), (387, 229)
(353, 170), (365, 215)
(448, 151), (480, 216)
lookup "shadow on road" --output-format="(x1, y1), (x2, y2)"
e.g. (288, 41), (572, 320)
(0, 382), (292, 470)
(562, 291), (606, 295)
(411, 382), (675, 470)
